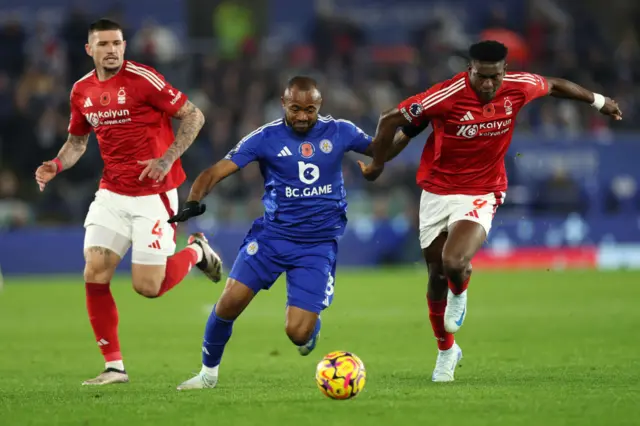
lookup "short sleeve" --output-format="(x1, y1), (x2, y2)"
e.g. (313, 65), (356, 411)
(397, 80), (461, 125)
(509, 73), (549, 104)
(68, 88), (91, 136)
(130, 63), (188, 115)
(224, 129), (264, 168)
(340, 120), (372, 154)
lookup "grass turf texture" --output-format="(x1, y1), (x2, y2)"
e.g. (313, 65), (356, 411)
(1, 269), (639, 426)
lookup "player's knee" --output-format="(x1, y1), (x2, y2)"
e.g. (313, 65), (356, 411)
(215, 278), (254, 320)
(83, 246), (118, 283)
(285, 322), (315, 346)
(132, 276), (162, 298)
(442, 253), (471, 280)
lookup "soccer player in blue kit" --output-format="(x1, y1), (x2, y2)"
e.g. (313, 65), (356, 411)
(168, 76), (412, 390)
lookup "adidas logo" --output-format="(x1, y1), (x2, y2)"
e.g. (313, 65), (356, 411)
(277, 146), (293, 157)
(464, 210), (479, 218)
(97, 338), (109, 346)
(148, 241), (162, 250)
(84, 97), (93, 108)
(460, 111), (475, 121)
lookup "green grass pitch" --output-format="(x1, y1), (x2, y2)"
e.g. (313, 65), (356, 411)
(1, 268), (639, 426)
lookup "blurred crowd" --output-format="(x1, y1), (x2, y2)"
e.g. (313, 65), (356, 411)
(1, 0), (640, 229)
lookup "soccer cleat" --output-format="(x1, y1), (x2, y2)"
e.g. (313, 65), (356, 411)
(298, 331), (320, 356)
(176, 372), (218, 390)
(188, 233), (222, 283)
(432, 343), (463, 382)
(81, 368), (129, 385)
(444, 289), (467, 333)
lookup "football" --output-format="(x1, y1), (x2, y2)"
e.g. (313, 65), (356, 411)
(315, 351), (366, 400)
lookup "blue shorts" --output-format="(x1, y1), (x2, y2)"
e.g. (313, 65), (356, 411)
(228, 223), (338, 314)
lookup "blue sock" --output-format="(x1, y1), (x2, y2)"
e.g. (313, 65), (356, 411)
(202, 305), (234, 368)
(305, 316), (322, 345)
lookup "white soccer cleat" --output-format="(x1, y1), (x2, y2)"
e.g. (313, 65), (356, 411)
(432, 343), (463, 382)
(444, 289), (467, 333)
(188, 233), (223, 283)
(176, 372), (218, 390)
(82, 368), (129, 385)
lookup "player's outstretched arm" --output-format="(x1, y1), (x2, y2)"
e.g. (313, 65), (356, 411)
(546, 77), (622, 120)
(35, 133), (89, 192)
(360, 108), (411, 181)
(138, 100), (206, 182)
(168, 159), (239, 223)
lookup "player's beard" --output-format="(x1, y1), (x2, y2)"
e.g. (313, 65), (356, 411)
(286, 116), (317, 134)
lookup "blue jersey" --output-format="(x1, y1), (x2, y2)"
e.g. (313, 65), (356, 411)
(225, 115), (372, 242)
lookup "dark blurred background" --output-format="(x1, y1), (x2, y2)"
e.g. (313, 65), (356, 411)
(2, 0), (640, 273)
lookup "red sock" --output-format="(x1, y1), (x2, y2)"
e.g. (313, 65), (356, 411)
(427, 297), (454, 351)
(157, 247), (199, 297)
(85, 283), (121, 362)
(448, 276), (470, 295)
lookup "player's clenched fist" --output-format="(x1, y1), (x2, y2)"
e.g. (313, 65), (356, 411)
(35, 161), (59, 192)
(357, 160), (384, 182)
(168, 200), (206, 223)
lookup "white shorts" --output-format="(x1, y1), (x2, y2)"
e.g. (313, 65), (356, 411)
(83, 188), (179, 264)
(418, 190), (505, 249)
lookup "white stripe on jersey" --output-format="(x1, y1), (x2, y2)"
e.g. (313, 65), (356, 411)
(126, 62), (165, 88)
(421, 79), (466, 111)
(125, 63), (165, 91)
(504, 78), (537, 86)
(75, 70), (95, 84)
(227, 119), (283, 157)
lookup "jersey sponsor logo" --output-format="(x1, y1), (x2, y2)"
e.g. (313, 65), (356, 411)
(85, 109), (131, 127)
(170, 90), (182, 105)
(320, 139), (333, 154)
(409, 102), (423, 117)
(117, 87), (126, 105)
(299, 142), (315, 158)
(298, 161), (320, 184)
(100, 92), (111, 106)
(504, 98), (513, 115)
(400, 107), (413, 122)
(457, 118), (512, 139)
(285, 184), (333, 198)
(246, 241), (259, 255)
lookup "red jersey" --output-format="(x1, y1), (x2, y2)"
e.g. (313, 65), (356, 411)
(397, 71), (549, 195)
(68, 60), (188, 196)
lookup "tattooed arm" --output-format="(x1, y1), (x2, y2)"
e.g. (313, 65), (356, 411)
(56, 133), (90, 170)
(35, 133), (90, 191)
(138, 100), (206, 181)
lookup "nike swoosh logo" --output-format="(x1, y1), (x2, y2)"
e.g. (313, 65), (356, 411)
(455, 307), (466, 327)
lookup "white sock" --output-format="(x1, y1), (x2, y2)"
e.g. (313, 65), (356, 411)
(200, 364), (219, 377)
(106, 360), (125, 371)
(189, 244), (204, 263)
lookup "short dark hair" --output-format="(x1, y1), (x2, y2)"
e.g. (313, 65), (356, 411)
(88, 19), (123, 36)
(469, 40), (508, 63)
(287, 76), (318, 91)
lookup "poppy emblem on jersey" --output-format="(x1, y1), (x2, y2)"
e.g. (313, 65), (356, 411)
(100, 92), (111, 106)
(299, 142), (315, 158)
(117, 87), (126, 105)
(409, 103), (423, 117)
(320, 139), (333, 154)
(483, 103), (495, 118)
(504, 98), (513, 115)
(246, 241), (259, 256)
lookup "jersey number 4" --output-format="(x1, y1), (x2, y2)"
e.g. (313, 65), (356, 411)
(152, 220), (164, 238)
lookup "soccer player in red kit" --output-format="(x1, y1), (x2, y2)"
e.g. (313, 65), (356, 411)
(34, 19), (222, 385)
(359, 41), (622, 382)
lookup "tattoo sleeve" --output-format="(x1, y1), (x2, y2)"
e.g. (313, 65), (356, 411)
(57, 133), (90, 170)
(161, 101), (205, 165)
